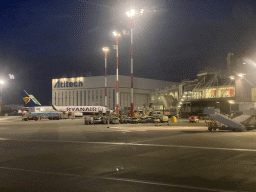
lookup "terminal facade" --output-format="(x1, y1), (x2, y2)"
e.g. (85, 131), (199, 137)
(52, 62), (256, 117)
(52, 75), (176, 111)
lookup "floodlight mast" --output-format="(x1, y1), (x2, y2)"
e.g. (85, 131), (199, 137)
(113, 31), (121, 115)
(126, 9), (135, 117)
(103, 47), (109, 107)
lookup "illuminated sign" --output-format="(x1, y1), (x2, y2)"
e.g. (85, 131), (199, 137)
(66, 107), (102, 112)
(54, 80), (83, 88)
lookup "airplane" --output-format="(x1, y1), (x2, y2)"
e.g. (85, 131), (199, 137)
(22, 90), (53, 112)
(22, 90), (111, 116)
(52, 104), (110, 115)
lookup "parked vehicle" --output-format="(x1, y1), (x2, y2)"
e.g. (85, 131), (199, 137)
(160, 115), (168, 123)
(101, 116), (109, 124)
(189, 116), (199, 123)
(22, 112), (63, 121)
(126, 117), (132, 123)
(139, 117), (148, 123)
(120, 116), (128, 124)
(130, 117), (139, 124)
(146, 116), (155, 123)
(168, 107), (177, 117)
(84, 116), (94, 125)
(93, 117), (103, 124)
(153, 117), (161, 123)
(152, 111), (162, 116)
(110, 117), (120, 124)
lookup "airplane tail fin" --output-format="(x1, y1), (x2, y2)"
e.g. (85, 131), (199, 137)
(22, 90), (41, 107)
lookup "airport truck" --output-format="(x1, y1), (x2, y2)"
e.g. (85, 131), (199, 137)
(22, 112), (64, 121)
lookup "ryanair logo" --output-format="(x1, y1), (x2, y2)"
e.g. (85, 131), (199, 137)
(23, 97), (31, 104)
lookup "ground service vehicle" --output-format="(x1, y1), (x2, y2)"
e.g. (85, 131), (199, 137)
(130, 117), (139, 124)
(146, 116), (154, 123)
(126, 117), (132, 123)
(22, 112), (63, 121)
(84, 116), (94, 125)
(153, 117), (161, 123)
(110, 117), (120, 124)
(120, 116), (128, 124)
(207, 122), (234, 132)
(160, 115), (168, 123)
(168, 108), (177, 117)
(93, 117), (103, 124)
(139, 117), (148, 123)
(189, 116), (199, 123)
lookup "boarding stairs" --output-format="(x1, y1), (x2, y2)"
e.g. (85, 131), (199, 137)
(233, 115), (252, 124)
(204, 107), (244, 131)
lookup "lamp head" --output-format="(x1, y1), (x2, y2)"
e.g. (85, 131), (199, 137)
(103, 47), (109, 52)
(113, 31), (121, 37)
(126, 9), (135, 17)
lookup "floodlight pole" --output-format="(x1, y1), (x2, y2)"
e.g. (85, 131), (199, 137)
(105, 51), (108, 108)
(115, 36), (119, 115)
(127, 9), (143, 117)
(130, 16), (134, 117)
(113, 31), (121, 115)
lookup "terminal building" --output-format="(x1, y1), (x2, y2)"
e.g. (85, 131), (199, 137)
(52, 58), (256, 117)
(52, 75), (176, 111)
(149, 61), (256, 117)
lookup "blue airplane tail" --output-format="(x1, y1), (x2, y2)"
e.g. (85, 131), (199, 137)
(22, 90), (41, 107)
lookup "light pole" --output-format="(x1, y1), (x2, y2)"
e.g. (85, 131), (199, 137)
(126, 9), (135, 117)
(113, 31), (121, 115)
(126, 9), (143, 117)
(0, 80), (4, 115)
(103, 47), (109, 108)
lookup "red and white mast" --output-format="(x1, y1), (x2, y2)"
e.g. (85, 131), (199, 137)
(103, 47), (109, 108)
(126, 9), (135, 117)
(113, 31), (121, 115)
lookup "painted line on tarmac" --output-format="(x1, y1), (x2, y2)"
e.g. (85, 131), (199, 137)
(0, 166), (234, 192)
(101, 176), (235, 192)
(3, 138), (256, 153)
(0, 137), (9, 140)
(108, 127), (147, 132)
(85, 141), (256, 152)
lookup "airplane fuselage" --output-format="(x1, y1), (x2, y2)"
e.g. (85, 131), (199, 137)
(55, 106), (109, 113)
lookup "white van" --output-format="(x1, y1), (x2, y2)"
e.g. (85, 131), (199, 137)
(152, 111), (162, 116)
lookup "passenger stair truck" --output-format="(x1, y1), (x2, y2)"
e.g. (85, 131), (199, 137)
(203, 107), (245, 132)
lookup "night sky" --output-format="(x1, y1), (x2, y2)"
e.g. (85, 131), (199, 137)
(1, 0), (256, 106)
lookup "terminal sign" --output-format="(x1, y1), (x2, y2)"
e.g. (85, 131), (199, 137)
(54, 80), (83, 88)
